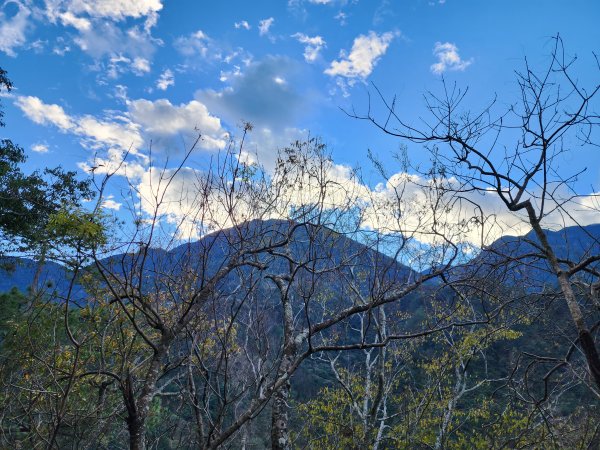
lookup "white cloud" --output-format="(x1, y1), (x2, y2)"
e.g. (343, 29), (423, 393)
(325, 31), (397, 81)
(292, 32), (325, 62)
(234, 20), (250, 30)
(15, 96), (75, 130)
(52, 36), (71, 55)
(242, 126), (309, 171)
(258, 17), (274, 36)
(129, 145), (517, 247)
(43, 1), (162, 77)
(103, 128), (600, 248)
(45, 0), (163, 22)
(101, 195), (122, 210)
(76, 114), (143, 152)
(334, 11), (347, 25)
(15, 95), (148, 179)
(430, 42), (472, 74)
(127, 98), (228, 149)
(106, 54), (151, 78)
(58, 10), (91, 31)
(27, 38), (46, 53)
(31, 143), (49, 153)
(156, 69), (174, 90)
(15, 95), (228, 155)
(131, 57), (150, 74)
(74, 22), (157, 60)
(175, 30), (220, 60)
(0, 0), (31, 56)
(174, 30), (251, 73)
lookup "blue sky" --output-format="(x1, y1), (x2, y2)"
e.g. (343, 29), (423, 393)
(1, 0), (599, 245)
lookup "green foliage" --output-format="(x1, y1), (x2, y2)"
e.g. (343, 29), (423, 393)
(46, 207), (107, 250)
(0, 67), (11, 127)
(0, 67), (93, 256)
(0, 287), (26, 340)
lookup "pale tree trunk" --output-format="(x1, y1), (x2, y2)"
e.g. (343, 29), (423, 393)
(271, 280), (295, 450)
(30, 241), (48, 297)
(528, 211), (600, 390)
(271, 356), (293, 450)
(434, 364), (465, 450)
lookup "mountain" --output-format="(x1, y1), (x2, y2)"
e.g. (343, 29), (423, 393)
(3, 221), (600, 297)
(0, 257), (86, 301)
(0, 219), (416, 300)
(451, 223), (600, 287)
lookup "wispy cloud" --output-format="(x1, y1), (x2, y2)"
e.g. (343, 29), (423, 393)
(175, 30), (220, 60)
(292, 33), (325, 62)
(430, 42), (472, 74)
(156, 69), (175, 90)
(258, 17), (274, 36)
(234, 20), (250, 30)
(41, 0), (163, 77)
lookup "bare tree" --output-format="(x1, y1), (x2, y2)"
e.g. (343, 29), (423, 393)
(354, 35), (600, 394)
(1, 122), (495, 449)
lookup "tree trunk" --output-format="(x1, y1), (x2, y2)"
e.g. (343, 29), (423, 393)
(557, 273), (600, 388)
(127, 416), (147, 450)
(123, 334), (172, 450)
(529, 215), (600, 390)
(271, 366), (292, 450)
(271, 279), (295, 450)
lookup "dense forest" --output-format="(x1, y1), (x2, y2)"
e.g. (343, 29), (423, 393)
(1, 37), (600, 450)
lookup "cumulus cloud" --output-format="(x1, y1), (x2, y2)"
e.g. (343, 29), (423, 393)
(325, 31), (397, 81)
(98, 126), (600, 248)
(42, 0), (162, 77)
(15, 94), (228, 165)
(156, 68), (174, 90)
(44, 0), (163, 23)
(128, 146), (522, 247)
(258, 17), (274, 36)
(101, 195), (122, 210)
(128, 98), (228, 149)
(131, 57), (150, 74)
(75, 114), (144, 152)
(430, 42), (472, 74)
(137, 167), (208, 239)
(292, 32), (325, 62)
(15, 96), (75, 130)
(0, 0), (31, 56)
(234, 20), (250, 30)
(31, 143), (49, 153)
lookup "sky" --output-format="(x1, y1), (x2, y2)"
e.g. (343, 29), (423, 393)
(1, 0), (599, 247)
